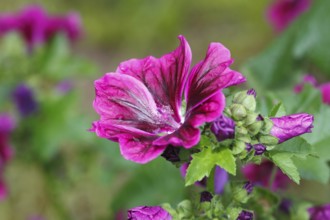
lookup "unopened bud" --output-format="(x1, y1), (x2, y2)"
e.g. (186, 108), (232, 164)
(259, 135), (279, 145)
(233, 90), (257, 112)
(230, 104), (247, 121)
(232, 140), (246, 155)
(253, 144), (266, 155)
(244, 112), (258, 126)
(247, 121), (263, 136)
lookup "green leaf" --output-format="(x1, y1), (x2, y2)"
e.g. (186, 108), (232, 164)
(269, 102), (286, 117)
(185, 147), (236, 186)
(272, 137), (313, 158)
(268, 152), (300, 184)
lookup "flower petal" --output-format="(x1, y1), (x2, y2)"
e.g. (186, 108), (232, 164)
(153, 123), (200, 148)
(91, 121), (165, 164)
(117, 35), (192, 122)
(93, 73), (162, 133)
(185, 43), (245, 113)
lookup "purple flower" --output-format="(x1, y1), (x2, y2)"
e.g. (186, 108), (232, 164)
(12, 84), (38, 117)
(91, 36), (246, 164)
(294, 74), (317, 93)
(320, 83), (330, 105)
(0, 5), (82, 51)
(0, 114), (15, 200)
(127, 206), (172, 220)
(267, 0), (311, 32)
(237, 210), (253, 220)
(253, 144), (266, 155)
(210, 115), (236, 142)
(200, 191), (213, 202)
(308, 204), (330, 220)
(242, 160), (291, 191)
(181, 163), (228, 194)
(270, 113), (314, 143)
(279, 198), (292, 214)
(243, 181), (254, 195)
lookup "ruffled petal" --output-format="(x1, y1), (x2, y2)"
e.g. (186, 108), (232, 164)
(185, 43), (245, 113)
(185, 92), (226, 127)
(153, 123), (200, 148)
(93, 73), (162, 133)
(117, 35), (192, 122)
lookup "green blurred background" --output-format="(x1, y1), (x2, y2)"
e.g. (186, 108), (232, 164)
(0, 0), (329, 219)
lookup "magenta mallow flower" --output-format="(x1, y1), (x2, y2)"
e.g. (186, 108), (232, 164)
(210, 115), (236, 142)
(267, 0), (312, 32)
(181, 163), (228, 194)
(12, 84), (38, 117)
(0, 114), (15, 200)
(237, 210), (253, 220)
(127, 206), (172, 220)
(0, 5), (82, 50)
(308, 204), (330, 220)
(320, 83), (330, 105)
(91, 36), (245, 163)
(242, 160), (291, 191)
(293, 74), (317, 93)
(270, 113), (313, 143)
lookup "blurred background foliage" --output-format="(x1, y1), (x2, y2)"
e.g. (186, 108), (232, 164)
(0, 0), (329, 219)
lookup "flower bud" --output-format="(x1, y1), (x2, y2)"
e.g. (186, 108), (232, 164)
(244, 112), (258, 126)
(247, 121), (263, 136)
(127, 206), (172, 220)
(210, 115), (235, 142)
(261, 118), (273, 134)
(233, 90), (257, 112)
(259, 135), (279, 145)
(270, 113), (314, 143)
(237, 210), (254, 220)
(200, 191), (213, 202)
(243, 181), (254, 195)
(253, 144), (266, 155)
(230, 104), (247, 121)
(232, 140), (246, 155)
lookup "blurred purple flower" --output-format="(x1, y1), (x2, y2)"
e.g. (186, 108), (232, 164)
(12, 84), (38, 117)
(181, 163), (228, 194)
(0, 114), (15, 200)
(320, 83), (330, 105)
(91, 35), (245, 164)
(242, 160), (291, 191)
(308, 204), (330, 220)
(270, 113), (313, 143)
(279, 198), (292, 214)
(237, 210), (253, 220)
(0, 5), (82, 50)
(294, 74), (317, 93)
(127, 206), (172, 220)
(267, 0), (311, 32)
(210, 115), (236, 142)
(243, 181), (254, 195)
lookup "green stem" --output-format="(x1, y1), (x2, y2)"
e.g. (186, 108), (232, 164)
(207, 167), (215, 194)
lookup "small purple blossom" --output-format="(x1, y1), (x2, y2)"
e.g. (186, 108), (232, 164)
(253, 144), (266, 155)
(279, 198), (292, 214)
(181, 164), (228, 194)
(270, 113), (314, 143)
(247, 89), (256, 98)
(320, 83), (330, 105)
(294, 74), (317, 93)
(12, 84), (38, 117)
(267, 0), (312, 32)
(237, 210), (253, 220)
(91, 36), (246, 164)
(127, 206), (172, 220)
(308, 204), (330, 220)
(200, 191), (213, 202)
(243, 181), (254, 195)
(242, 160), (291, 191)
(210, 115), (236, 142)
(245, 143), (253, 152)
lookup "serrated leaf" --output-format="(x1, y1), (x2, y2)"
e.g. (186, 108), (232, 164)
(269, 102), (286, 117)
(272, 137), (313, 158)
(269, 152), (300, 184)
(185, 147), (236, 186)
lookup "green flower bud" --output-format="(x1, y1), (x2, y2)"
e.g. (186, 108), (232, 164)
(247, 121), (263, 136)
(233, 91), (247, 104)
(236, 134), (251, 143)
(177, 200), (193, 218)
(230, 104), (247, 121)
(233, 90), (257, 112)
(244, 112), (259, 126)
(232, 140), (246, 155)
(259, 135), (279, 145)
(233, 185), (249, 203)
(236, 126), (248, 135)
